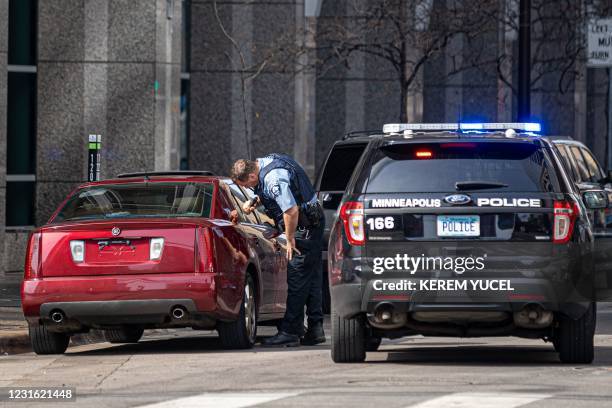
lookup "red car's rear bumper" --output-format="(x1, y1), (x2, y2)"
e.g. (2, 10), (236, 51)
(21, 273), (219, 326)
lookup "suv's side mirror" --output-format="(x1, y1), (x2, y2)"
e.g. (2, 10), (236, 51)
(583, 190), (608, 209)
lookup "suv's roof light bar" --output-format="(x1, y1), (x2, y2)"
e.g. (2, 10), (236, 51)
(383, 122), (542, 134)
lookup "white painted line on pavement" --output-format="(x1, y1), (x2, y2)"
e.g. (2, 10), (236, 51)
(135, 392), (298, 408)
(407, 392), (551, 408)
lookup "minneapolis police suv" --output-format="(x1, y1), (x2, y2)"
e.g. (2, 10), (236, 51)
(328, 122), (612, 364)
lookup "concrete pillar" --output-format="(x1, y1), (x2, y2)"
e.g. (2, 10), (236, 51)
(35, 0), (182, 225)
(0, 0), (7, 278)
(294, 8), (318, 178)
(189, 0), (298, 174)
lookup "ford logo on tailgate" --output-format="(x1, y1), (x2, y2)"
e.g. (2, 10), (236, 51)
(444, 194), (471, 205)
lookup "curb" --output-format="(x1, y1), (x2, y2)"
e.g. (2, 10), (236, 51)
(0, 332), (31, 355)
(1, 329), (108, 356)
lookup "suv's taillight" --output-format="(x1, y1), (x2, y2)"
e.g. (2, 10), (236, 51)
(24, 233), (42, 280)
(553, 200), (579, 244)
(339, 201), (364, 246)
(329, 225), (344, 286)
(195, 228), (215, 273)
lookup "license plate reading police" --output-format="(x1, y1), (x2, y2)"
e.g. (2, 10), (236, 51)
(437, 215), (480, 237)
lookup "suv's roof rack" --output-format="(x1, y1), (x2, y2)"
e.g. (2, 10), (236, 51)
(382, 122), (542, 135)
(116, 171), (215, 178)
(343, 130), (381, 140)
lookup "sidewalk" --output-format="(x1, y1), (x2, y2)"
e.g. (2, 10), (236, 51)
(0, 277), (29, 354)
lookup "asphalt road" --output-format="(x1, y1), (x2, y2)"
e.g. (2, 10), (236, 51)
(2, 305), (612, 408)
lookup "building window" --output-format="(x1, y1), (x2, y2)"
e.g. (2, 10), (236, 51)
(6, 0), (37, 227)
(180, 0), (191, 170)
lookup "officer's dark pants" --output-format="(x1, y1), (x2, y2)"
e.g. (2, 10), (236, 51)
(280, 216), (325, 335)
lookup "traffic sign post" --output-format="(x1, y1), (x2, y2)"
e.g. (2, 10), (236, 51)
(588, 19), (612, 170)
(88, 134), (101, 182)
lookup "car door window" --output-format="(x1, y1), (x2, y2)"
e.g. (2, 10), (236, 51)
(555, 144), (578, 183)
(570, 146), (591, 182)
(318, 144), (367, 192)
(241, 185), (276, 228)
(581, 147), (604, 183)
(219, 183), (246, 222)
(226, 180), (258, 224)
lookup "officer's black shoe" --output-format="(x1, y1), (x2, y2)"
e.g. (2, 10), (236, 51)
(261, 331), (300, 347)
(301, 322), (326, 345)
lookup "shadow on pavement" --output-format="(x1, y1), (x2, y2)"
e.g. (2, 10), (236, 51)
(378, 344), (612, 366)
(65, 334), (330, 356)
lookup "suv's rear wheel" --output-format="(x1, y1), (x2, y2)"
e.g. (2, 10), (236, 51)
(331, 305), (366, 363)
(556, 303), (596, 364)
(29, 324), (70, 355)
(104, 326), (144, 344)
(218, 274), (257, 349)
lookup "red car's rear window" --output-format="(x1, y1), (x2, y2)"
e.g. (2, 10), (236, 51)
(52, 182), (214, 223)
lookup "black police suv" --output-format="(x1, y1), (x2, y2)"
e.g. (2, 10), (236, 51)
(315, 132), (373, 313)
(328, 123), (612, 364)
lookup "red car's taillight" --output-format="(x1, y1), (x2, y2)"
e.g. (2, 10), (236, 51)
(24, 232), (42, 280)
(553, 200), (579, 244)
(339, 201), (365, 246)
(195, 228), (215, 273)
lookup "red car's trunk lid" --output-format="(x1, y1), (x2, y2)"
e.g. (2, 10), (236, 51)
(40, 220), (200, 277)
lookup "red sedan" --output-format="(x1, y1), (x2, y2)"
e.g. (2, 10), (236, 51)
(21, 172), (288, 354)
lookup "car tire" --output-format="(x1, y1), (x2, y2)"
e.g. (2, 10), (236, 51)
(366, 336), (382, 352)
(29, 324), (70, 355)
(104, 327), (144, 344)
(556, 303), (596, 364)
(331, 305), (366, 363)
(218, 274), (257, 349)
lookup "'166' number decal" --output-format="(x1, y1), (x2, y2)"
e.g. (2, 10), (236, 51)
(366, 216), (395, 230)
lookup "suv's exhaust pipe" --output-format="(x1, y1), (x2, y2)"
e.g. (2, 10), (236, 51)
(50, 311), (65, 323)
(514, 304), (553, 329)
(171, 306), (186, 320)
(368, 303), (407, 329)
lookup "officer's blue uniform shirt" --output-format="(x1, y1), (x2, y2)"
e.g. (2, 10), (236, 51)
(257, 156), (317, 213)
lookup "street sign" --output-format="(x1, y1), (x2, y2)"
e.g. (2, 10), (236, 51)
(588, 18), (612, 170)
(88, 134), (101, 182)
(588, 19), (612, 67)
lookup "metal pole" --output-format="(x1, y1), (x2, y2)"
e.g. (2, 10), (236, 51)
(518, 0), (531, 121)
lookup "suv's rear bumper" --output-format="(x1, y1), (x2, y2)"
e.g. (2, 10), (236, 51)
(331, 281), (592, 320)
(22, 273), (223, 328)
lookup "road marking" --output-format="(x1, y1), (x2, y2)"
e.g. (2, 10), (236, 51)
(407, 392), (551, 408)
(135, 392), (298, 408)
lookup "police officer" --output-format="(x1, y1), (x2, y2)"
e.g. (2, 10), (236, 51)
(231, 154), (325, 347)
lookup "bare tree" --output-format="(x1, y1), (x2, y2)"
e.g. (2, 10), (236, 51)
(466, 1), (612, 104)
(309, 0), (499, 122)
(212, 1), (264, 159)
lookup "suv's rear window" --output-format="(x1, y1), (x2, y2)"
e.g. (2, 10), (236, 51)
(53, 182), (214, 222)
(319, 144), (366, 191)
(365, 141), (558, 193)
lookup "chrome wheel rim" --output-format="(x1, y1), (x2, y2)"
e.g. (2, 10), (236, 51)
(244, 280), (256, 343)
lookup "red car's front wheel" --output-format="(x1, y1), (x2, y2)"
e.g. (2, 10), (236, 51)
(217, 274), (257, 349)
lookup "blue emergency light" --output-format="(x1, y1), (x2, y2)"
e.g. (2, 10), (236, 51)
(383, 122), (542, 134)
